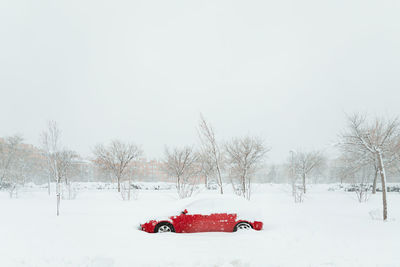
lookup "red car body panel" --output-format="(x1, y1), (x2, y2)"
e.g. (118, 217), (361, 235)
(140, 213), (263, 233)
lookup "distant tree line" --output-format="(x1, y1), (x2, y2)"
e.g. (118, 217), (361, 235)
(1, 113), (400, 220)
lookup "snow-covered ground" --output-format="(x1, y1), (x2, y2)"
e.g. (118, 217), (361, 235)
(0, 183), (399, 267)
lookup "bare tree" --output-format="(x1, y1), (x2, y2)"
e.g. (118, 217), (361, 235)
(41, 121), (60, 215)
(339, 113), (400, 220)
(330, 153), (360, 184)
(164, 146), (200, 199)
(198, 151), (215, 188)
(225, 136), (269, 200)
(93, 140), (143, 193)
(41, 121), (79, 215)
(56, 150), (78, 200)
(40, 121), (60, 196)
(265, 164), (277, 183)
(334, 152), (375, 202)
(353, 164), (374, 203)
(120, 164), (138, 201)
(0, 135), (33, 197)
(198, 114), (224, 194)
(8, 148), (32, 198)
(292, 150), (326, 194)
(288, 150), (296, 196)
(335, 145), (385, 195)
(0, 135), (24, 189)
(285, 151), (304, 202)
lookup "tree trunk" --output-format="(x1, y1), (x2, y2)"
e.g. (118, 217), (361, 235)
(291, 168), (295, 196)
(128, 176), (131, 201)
(48, 174), (51, 195)
(56, 180), (61, 216)
(291, 153), (295, 195)
(242, 174), (246, 199)
(292, 181), (296, 196)
(242, 168), (249, 199)
(216, 163), (223, 194)
(372, 168), (378, 194)
(176, 176), (181, 197)
(377, 152), (388, 221)
(54, 158), (60, 216)
(302, 173), (306, 194)
(246, 175), (251, 200)
(117, 176), (121, 192)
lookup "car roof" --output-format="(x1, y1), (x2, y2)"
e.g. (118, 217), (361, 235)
(182, 194), (254, 214)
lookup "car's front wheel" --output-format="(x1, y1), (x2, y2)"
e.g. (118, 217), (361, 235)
(233, 222), (252, 232)
(154, 222), (175, 233)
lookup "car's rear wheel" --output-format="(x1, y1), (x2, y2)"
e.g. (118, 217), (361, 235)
(233, 222), (252, 232)
(154, 222), (175, 233)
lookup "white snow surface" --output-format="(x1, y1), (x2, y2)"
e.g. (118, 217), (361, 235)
(0, 183), (399, 267)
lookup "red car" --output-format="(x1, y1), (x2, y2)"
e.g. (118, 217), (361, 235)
(140, 196), (263, 233)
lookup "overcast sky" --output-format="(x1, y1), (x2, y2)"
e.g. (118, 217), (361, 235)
(1, 0), (399, 162)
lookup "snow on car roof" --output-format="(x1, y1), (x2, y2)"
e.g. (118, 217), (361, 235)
(140, 194), (264, 224)
(181, 194), (261, 221)
(184, 195), (250, 211)
(137, 194), (262, 223)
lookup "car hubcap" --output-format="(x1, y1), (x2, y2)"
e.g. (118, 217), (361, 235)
(237, 223), (251, 230)
(158, 225), (171, 233)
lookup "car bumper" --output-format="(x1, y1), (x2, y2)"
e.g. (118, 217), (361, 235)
(253, 221), (263, 230)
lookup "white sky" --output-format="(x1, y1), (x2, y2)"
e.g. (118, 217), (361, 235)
(1, 0), (400, 162)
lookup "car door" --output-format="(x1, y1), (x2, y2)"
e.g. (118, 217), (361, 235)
(177, 199), (216, 233)
(176, 212), (206, 233)
(207, 213), (237, 232)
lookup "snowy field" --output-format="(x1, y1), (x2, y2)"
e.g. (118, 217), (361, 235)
(0, 184), (399, 267)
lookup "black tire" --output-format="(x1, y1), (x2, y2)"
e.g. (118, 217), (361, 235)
(154, 222), (175, 233)
(233, 222), (253, 232)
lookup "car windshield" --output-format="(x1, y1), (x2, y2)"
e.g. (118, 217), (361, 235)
(184, 199), (217, 214)
(182, 195), (254, 216)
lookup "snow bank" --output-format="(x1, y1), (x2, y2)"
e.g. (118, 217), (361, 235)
(0, 184), (399, 267)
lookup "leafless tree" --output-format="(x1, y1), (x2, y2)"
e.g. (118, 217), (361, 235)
(198, 150), (215, 188)
(335, 145), (386, 195)
(93, 140), (143, 193)
(339, 113), (400, 220)
(288, 150), (296, 196)
(286, 151), (304, 202)
(265, 164), (277, 183)
(0, 135), (32, 197)
(40, 121), (60, 196)
(0, 135), (24, 189)
(353, 164), (374, 203)
(56, 150), (77, 184)
(198, 114), (224, 194)
(120, 164), (138, 201)
(41, 121), (79, 215)
(41, 121), (63, 215)
(56, 150), (78, 200)
(329, 154), (360, 184)
(164, 146), (200, 199)
(292, 150), (326, 194)
(292, 184), (305, 203)
(225, 136), (269, 200)
(334, 152), (374, 202)
(8, 149), (32, 198)
(371, 158), (380, 194)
